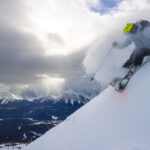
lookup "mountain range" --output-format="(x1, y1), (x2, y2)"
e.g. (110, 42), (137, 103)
(0, 91), (90, 144)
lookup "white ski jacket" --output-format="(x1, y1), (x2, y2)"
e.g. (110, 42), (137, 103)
(117, 23), (150, 49)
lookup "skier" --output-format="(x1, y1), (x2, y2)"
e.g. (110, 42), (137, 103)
(108, 20), (150, 91)
(113, 20), (150, 69)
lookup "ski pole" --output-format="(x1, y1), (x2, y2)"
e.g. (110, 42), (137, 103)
(90, 46), (114, 81)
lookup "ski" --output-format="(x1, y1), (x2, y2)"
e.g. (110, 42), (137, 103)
(108, 58), (150, 93)
(115, 66), (135, 92)
(108, 64), (137, 93)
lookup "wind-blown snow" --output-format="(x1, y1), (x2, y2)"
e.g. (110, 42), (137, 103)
(23, 61), (150, 150)
(83, 29), (136, 83)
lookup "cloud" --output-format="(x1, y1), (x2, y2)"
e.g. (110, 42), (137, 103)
(0, 23), (84, 84)
(0, 0), (105, 97)
(0, 20), (89, 95)
(23, 0), (103, 54)
(47, 33), (65, 45)
(0, 14), (86, 94)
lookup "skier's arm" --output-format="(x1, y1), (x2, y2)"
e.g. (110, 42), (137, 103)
(116, 38), (132, 49)
(113, 37), (132, 49)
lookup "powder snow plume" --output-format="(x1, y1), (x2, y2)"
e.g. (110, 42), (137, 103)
(83, 30), (134, 83)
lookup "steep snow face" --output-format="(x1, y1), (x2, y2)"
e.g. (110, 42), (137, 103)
(23, 62), (150, 150)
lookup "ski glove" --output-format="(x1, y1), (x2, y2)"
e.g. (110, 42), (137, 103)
(112, 41), (118, 47)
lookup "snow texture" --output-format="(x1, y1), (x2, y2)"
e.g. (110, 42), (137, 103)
(23, 61), (150, 150)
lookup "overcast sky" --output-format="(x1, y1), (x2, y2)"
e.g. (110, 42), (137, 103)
(1, 0), (148, 97)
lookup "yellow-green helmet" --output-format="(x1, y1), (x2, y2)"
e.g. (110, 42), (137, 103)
(123, 23), (134, 34)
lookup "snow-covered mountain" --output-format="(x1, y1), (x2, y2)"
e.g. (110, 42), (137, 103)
(55, 89), (90, 104)
(0, 92), (88, 144)
(0, 93), (22, 104)
(22, 61), (150, 150)
(0, 92), (80, 105)
(0, 87), (101, 105)
(0, 88), (93, 144)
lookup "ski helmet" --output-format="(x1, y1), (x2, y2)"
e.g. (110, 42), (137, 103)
(123, 23), (137, 34)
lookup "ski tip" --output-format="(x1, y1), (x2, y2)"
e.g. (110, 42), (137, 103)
(108, 82), (115, 87)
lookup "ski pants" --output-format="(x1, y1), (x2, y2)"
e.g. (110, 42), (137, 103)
(123, 47), (150, 67)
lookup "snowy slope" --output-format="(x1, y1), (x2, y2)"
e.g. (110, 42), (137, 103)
(23, 62), (150, 150)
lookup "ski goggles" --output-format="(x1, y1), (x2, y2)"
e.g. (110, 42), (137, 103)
(130, 24), (138, 34)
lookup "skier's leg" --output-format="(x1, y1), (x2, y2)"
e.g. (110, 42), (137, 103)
(123, 48), (150, 68)
(132, 48), (150, 66)
(122, 50), (137, 68)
